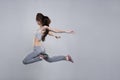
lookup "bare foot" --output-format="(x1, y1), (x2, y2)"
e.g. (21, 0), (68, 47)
(39, 55), (44, 59)
(39, 54), (48, 59)
(66, 55), (74, 63)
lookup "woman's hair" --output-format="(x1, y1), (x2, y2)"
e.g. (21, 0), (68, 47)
(36, 13), (51, 41)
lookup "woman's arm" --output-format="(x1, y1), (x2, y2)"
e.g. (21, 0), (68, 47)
(44, 26), (74, 34)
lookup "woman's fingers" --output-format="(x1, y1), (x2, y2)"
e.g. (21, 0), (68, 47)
(55, 36), (61, 39)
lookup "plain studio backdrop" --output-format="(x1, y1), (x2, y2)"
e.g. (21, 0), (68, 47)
(0, 0), (120, 80)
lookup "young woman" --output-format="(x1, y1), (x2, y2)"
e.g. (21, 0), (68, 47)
(23, 13), (74, 65)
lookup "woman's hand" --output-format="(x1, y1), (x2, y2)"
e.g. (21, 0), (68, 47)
(55, 36), (61, 39)
(66, 30), (75, 34)
(48, 31), (61, 39)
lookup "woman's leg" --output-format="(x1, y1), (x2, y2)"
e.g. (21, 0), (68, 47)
(43, 53), (73, 63)
(44, 53), (74, 63)
(44, 55), (66, 63)
(23, 51), (42, 65)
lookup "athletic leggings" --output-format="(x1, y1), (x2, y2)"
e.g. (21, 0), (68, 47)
(23, 46), (66, 65)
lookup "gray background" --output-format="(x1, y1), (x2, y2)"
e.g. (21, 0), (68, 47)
(0, 0), (120, 80)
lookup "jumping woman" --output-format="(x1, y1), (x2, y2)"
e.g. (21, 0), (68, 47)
(23, 13), (74, 65)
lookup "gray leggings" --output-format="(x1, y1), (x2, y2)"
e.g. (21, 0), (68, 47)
(23, 46), (66, 65)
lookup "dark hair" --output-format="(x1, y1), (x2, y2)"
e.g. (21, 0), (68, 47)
(36, 13), (51, 41)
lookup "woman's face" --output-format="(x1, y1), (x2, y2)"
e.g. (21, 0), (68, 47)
(36, 20), (42, 26)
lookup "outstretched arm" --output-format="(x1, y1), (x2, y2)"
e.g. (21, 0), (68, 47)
(45, 26), (74, 34)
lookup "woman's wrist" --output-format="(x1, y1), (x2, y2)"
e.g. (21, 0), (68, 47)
(65, 30), (70, 33)
(65, 30), (74, 34)
(61, 30), (68, 33)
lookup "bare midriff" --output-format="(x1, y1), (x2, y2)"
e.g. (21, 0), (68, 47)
(33, 37), (42, 46)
